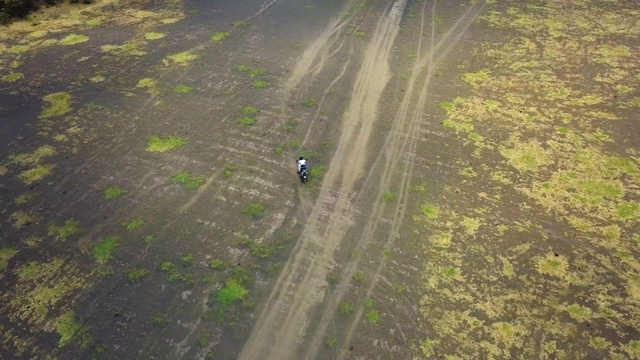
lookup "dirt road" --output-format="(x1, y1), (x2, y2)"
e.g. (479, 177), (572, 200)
(239, 1), (485, 358)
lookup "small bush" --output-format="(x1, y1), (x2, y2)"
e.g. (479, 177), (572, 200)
(153, 315), (168, 327)
(171, 171), (206, 189)
(233, 20), (248, 27)
(242, 106), (259, 116)
(249, 68), (266, 78)
(352, 271), (364, 282)
(382, 192), (396, 201)
(366, 309), (380, 323)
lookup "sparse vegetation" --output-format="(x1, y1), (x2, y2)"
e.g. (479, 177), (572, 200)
(382, 192), (396, 201)
(211, 32), (229, 42)
(105, 186), (126, 199)
(59, 34), (89, 45)
(174, 85), (194, 93)
(0, 247), (18, 271)
(48, 219), (81, 240)
(93, 236), (119, 264)
(252, 80), (268, 89)
(152, 315), (169, 327)
(144, 32), (165, 40)
(366, 309), (380, 324)
(40, 92), (72, 119)
(181, 253), (194, 266)
(243, 203), (265, 218)
(209, 259), (225, 269)
(302, 98), (317, 107)
(352, 271), (364, 282)
(147, 136), (185, 152)
(127, 268), (149, 282)
(339, 302), (354, 315)
(233, 20), (248, 27)
(3, 72), (24, 82)
(56, 311), (85, 347)
(124, 218), (145, 231)
(171, 171), (206, 189)
(11, 211), (34, 228)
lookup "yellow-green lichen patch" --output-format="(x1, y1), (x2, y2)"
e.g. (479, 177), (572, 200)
(144, 32), (165, 40)
(18, 164), (55, 184)
(10, 211), (35, 228)
(2, 72), (24, 82)
(146, 136), (185, 152)
(136, 77), (157, 88)
(40, 92), (72, 119)
(500, 138), (552, 174)
(59, 34), (88, 46)
(535, 252), (568, 278)
(0, 247), (18, 271)
(5, 258), (88, 326)
(10, 145), (57, 166)
(462, 69), (491, 88)
(89, 75), (105, 83)
(164, 50), (199, 66)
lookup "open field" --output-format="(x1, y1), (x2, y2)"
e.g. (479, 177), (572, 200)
(1, 0), (639, 359)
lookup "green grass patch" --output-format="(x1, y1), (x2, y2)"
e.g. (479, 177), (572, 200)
(211, 32), (229, 42)
(363, 298), (373, 308)
(47, 219), (81, 241)
(235, 65), (250, 72)
(353, 30), (365, 37)
(159, 261), (183, 282)
(382, 192), (396, 201)
(250, 243), (274, 259)
(136, 77), (157, 88)
(217, 279), (248, 305)
(250, 68), (266, 78)
(147, 136), (185, 152)
(144, 235), (154, 245)
(420, 338), (438, 357)
(352, 271), (364, 282)
(8, 45), (30, 54)
(3, 72), (24, 82)
(0, 247), (18, 271)
(339, 302), (354, 315)
(56, 311), (85, 347)
(234, 20), (248, 27)
(366, 309), (380, 323)
(182, 253), (194, 266)
(242, 106), (259, 116)
(420, 203), (439, 219)
(275, 146), (284, 154)
(104, 186), (126, 199)
(10, 145), (57, 166)
(616, 201), (639, 220)
(244, 203), (265, 218)
(59, 34), (89, 46)
(171, 171), (206, 189)
(239, 117), (256, 125)
(165, 51), (199, 66)
(124, 218), (145, 231)
(252, 80), (268, 89)
(18, 164), (55, 184)
(289, 139), (302, 149)
(41, 92), (72, 118)
(93, 236), (119, 264)
(144, 32), (165, 40)
(127, 268), (149, 282)
(302, 98), (317, 107)
(173, 85), (194, 93)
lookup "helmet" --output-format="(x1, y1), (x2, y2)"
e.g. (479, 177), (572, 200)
(299, 156), (304, 160)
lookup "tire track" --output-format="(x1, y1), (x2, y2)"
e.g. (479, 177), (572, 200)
(238, 1), (407, 359)
(302, 1), (487, 358)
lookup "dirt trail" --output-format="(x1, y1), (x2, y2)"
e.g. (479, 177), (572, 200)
(238, 1), (407, 359)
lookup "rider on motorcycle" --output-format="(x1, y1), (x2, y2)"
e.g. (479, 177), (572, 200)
(297, 156), (307, 174)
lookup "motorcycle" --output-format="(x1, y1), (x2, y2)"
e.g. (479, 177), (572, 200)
(299, 167), (309, 183)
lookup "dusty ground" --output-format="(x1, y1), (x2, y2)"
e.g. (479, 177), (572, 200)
(1, 0), (639, 359)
